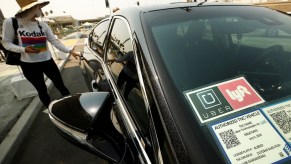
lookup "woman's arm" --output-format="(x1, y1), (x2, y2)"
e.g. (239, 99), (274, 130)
(43, 22), (79, 58)
(1, 18), (26, 53)
(43, 22), (71, 53)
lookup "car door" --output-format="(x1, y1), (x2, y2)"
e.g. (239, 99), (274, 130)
(82, 19), (110, 91)
(102, 16), (163, 163)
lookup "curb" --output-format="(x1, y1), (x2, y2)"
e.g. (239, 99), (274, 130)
(0, 55), (70, 164)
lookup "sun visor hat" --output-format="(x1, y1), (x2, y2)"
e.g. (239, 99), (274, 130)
(15, 0), (49, 17)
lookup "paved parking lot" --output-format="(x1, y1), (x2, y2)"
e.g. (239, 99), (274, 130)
(10, 54), (108, 164)
(0, 32), (90, 163)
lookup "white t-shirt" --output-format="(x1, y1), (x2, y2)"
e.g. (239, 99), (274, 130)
(2, 18), (70, 63)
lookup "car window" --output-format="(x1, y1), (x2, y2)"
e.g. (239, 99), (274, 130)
(144, 7), (291, 163)
(147, 7), (291, 101)
(93, 20), (108, 46)
(106, 18), (150, 139)
(90, 20), (109, 57)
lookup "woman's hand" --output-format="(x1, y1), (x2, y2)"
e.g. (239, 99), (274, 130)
(69, 50), (80, 59)
(25, 45), (40, 54)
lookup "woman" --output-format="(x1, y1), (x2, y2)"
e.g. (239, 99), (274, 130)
(2, 0), (79, 107)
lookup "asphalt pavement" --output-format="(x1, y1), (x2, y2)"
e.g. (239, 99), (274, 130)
(0, 31), (100, 164)
(10, 52), (107, 164)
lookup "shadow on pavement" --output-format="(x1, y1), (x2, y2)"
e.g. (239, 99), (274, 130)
(11, 61), (109, 164)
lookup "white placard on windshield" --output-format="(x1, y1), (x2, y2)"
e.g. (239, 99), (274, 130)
(209, 110), (291, 163)
(262, 99), (291, 144)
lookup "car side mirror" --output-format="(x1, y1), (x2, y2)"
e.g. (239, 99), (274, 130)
(48, 92), (126, 163)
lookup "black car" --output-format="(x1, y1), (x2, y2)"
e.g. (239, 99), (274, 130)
(49, 2), (291, 164)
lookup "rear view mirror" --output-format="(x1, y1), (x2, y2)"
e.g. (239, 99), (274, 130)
(48, 92), (126, 163)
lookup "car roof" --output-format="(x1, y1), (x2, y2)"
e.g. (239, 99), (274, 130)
(114, 2), (252, 16)
(111, 2), (257, 39)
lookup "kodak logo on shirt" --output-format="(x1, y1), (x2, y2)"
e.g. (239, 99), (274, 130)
(18, 30), (45, 37)
(19, 30), (47, 52)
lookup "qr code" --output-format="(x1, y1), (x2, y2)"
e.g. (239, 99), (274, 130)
(219, 129), (241, 149)
(270, 111), (291, 134)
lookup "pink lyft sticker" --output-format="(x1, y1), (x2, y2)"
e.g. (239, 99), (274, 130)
(218, 77), (264, 110)
(184, 76), (265, 124)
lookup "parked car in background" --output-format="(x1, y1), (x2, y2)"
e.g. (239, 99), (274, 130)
(48, 2), (291, 164)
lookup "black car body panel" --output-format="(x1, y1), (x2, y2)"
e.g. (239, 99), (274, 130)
(50, 2), (291, 164)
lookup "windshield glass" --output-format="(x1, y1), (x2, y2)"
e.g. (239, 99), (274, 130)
(144, 5), (291, 163)
(147, 6), (291, 101)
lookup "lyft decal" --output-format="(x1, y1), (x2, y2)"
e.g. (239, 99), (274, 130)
(218, 77), (264, 110)
(226, 85), (251, 102)
(184, 77), (264, 124)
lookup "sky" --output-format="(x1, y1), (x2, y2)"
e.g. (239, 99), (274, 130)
(0, 0), (188, 20)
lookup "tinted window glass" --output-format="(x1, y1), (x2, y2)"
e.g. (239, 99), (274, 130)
(145, 6), (291, 101)
(106, 19), (133, 81)
(106, 18), (150, 137)
(144, 7), (291, 163)
(93, 20), (108, 46)
(91, 20), (109, 56)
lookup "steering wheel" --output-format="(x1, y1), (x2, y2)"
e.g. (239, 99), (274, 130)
(244, 45), (288, 91)
(249, 45), (285, 72)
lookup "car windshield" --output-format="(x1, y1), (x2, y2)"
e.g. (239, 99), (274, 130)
(144, 6), (291, 163)
(146, 6), (291, 101)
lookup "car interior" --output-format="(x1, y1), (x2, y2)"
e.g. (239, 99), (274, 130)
(151, 14), (291, 102)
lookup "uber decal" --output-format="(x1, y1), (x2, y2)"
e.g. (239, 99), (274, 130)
(184, 77), (264, 124)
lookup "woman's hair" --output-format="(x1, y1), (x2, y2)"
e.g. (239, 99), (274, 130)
(16, 5), (40, 25)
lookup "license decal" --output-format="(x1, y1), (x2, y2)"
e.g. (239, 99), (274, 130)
(262, 99), (291, 144)
(184, 77), (264, 124)
(209, 110), (291, 164)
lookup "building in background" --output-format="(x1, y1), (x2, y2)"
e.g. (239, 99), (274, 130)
(200, 0), (291, 13)
(253, 0), (291, 13)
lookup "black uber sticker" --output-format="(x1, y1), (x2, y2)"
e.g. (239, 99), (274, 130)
(184, 77), (264, 124)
